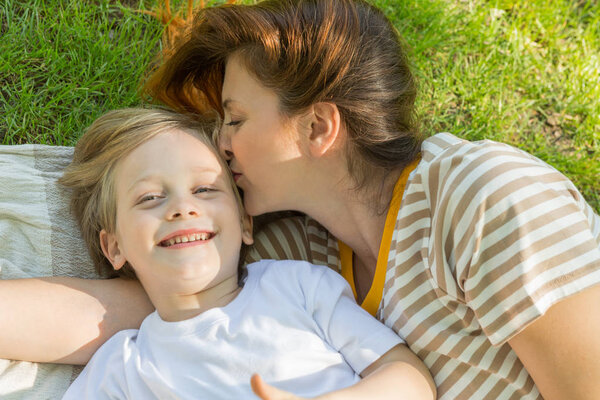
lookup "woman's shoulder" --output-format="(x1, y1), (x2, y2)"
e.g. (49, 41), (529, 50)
(244, 213), (341, 272)
(405, 132), (599, 243)
(420, 132), (546, 169)
(414, 132), (582, 205)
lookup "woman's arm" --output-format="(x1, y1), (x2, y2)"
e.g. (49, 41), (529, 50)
(0, 276), (153, 364)
(508, 284), (600, 400)
(251, 344), (436, 400)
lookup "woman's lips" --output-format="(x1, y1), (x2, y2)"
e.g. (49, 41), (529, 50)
(232, 172), (242, 182)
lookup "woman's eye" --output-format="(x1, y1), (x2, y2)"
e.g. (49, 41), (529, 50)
(224, 120), (241, 127)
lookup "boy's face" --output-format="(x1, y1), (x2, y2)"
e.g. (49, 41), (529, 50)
(100, 129), (253, 299)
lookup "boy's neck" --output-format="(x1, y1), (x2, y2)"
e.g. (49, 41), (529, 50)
(145, 274), (242, 323)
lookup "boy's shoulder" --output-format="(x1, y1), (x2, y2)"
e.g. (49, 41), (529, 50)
(246, 259), (350, 297)
(248, 259), (339, 280)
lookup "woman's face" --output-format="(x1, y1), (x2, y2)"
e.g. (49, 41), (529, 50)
(220, 55), (306, 216)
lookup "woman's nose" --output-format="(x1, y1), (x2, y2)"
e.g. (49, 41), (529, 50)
(218, 130), (233, 160)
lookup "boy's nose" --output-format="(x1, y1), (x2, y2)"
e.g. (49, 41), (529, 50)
(167, 199), (200, 220)
(170, 209), (198, 219)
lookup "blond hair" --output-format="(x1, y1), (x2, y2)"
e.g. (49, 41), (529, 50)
(60, 108), (242, 279)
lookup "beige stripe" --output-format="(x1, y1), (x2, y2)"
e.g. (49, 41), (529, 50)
(243, 246), (261, 264)
(433, 157), (545, 286)
(503, 357), (537, 399)
(425, 142), (478, 210)
(305, 216), (338, 267)
(423, 317), (472, 358)
(516, 369), (538, 399)
(429, 145), (535, 227)
(389, 292), (442, 340)
(307, 232), (329, 248)
(485, 377), (511, 400)
(483, 258), (600, 336)
(472, 221), (599, 315)
(453, 368), (489, 399)
(407, 171), (423, 188)
(399, 190), (427, 209)
(393, 208), (430, 237)
(389, 225), (430, 259)
(401, 297), (456, 345)
(452, 175), (571, 270)
(464, 337), (491, 368)
(505, 357), (523, 386)
(261, 221), (292, 260)
(277, 217), (307, 261)
(384, 265), (431, 323)
(248, 232), (275, 260)
(463, 200), (585, 292)
(486, 342), (513, 375)
(425, 133), (465, 152)
(437, 361), (472, 398)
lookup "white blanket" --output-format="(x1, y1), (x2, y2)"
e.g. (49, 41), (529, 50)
(0, 145), (97, 399)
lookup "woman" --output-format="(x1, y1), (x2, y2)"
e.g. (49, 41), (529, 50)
(1, 0), (599, 399)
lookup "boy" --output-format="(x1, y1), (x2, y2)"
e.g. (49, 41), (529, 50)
(60, 108), (434, 399)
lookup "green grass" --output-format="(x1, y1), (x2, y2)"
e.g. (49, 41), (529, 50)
(378, 0), (600, 211)
(0, 0), (164, 145)
(2, 0), (599, 212)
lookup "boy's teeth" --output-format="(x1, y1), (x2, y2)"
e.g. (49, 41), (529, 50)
(164, 233), (211, 247)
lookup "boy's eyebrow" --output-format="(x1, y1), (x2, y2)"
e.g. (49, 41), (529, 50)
(127, 168), (223, 194)
(127, 176), (159, 194)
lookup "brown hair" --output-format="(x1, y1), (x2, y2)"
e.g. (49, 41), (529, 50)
(59, 108), (243, 279)
(144, 0), (422, 197)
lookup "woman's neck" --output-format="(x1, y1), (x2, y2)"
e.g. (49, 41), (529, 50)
(301, 169), (402, 279)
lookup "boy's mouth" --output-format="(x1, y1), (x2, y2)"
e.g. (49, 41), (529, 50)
(158, 231), (216, 247)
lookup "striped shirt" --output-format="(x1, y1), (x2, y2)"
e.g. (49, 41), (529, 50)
(244, 132), (600, 399)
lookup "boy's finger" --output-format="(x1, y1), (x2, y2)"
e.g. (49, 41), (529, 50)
(250, 374), (297, 400)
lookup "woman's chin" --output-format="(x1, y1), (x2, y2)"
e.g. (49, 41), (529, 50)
(244, 196), (285, 217)
(243, 197), (265, 217)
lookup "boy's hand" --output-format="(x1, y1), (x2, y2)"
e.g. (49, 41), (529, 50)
(251, 374), (305, 400)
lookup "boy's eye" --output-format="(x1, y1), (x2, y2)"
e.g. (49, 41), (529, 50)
(138, 194), (161, 204)
(194, 187), (214, 194)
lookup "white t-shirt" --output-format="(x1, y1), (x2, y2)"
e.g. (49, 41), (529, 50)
(63, 260), (403, 399)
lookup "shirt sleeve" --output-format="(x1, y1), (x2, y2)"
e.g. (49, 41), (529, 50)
(430, 141), (600, 346)
(306, 264), (404, 374)
(62, 330), (135, 400)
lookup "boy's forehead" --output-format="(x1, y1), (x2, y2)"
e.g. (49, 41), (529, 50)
(128, 130), (217, 165)
(116, 131), (225, 186)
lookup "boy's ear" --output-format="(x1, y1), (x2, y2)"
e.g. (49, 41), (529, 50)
(99, 229), (127, 270)
(241, 214), (254, 245)
(299, 102), (342, 158)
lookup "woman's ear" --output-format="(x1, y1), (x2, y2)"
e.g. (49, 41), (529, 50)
(241, 214), (254, 245)
(300, 102), (342, 158)
(99, 230), (127, 270)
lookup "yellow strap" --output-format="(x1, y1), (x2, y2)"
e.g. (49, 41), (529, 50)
(339, 157), (420, 316)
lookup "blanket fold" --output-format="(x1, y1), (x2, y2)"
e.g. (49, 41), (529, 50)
(0, 144), (98, 399)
